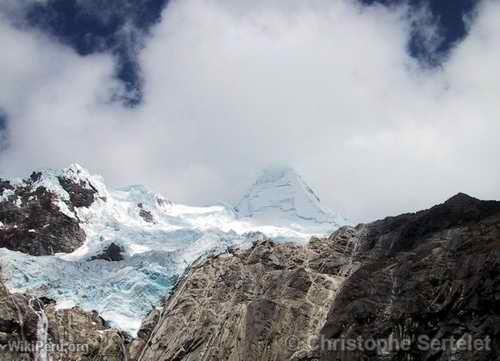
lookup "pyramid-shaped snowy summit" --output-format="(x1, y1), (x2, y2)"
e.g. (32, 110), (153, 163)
(235, 166), (349, 229)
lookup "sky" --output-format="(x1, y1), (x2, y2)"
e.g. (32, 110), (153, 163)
(0, 0), (498, 223)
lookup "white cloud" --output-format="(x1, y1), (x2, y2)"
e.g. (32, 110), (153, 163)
(0, 0), (499, 222)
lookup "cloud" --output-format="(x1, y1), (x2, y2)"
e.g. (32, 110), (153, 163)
(0, 0), (499, 223)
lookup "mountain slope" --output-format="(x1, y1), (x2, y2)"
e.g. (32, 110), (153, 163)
(132, 193), (500, 361)
(0, 164), (347, 335)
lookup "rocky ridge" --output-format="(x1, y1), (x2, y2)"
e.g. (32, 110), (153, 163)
(0, 165), (100, 256)
(132, 193), (500, 361)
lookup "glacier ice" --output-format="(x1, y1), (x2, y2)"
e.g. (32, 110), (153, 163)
(0, 164), (349, 335)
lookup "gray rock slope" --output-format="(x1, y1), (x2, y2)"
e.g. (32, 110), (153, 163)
(132, 193), (500, 361)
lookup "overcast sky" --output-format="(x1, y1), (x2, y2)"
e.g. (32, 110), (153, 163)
(0, 0), (499, 223)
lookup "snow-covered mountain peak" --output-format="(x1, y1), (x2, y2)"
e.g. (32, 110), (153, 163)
(1, 164), (350, 335)
(253, 166), (299, 185)
(61, 163), (100, 182)
(235, 166), (348, 229)
(63, 163), (92, 177)
(60, 163), (108, 194)
(27, 163), (107, 198)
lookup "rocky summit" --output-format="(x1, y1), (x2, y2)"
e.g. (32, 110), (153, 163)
(0, 169), (93, 256)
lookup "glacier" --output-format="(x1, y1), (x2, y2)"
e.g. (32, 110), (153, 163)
(0, 164), (349, 335)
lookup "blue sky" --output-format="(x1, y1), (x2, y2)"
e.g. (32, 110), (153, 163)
(0, 0), (498, 222)
(17, 0), (169, 105)
(3, 0), (478, 105)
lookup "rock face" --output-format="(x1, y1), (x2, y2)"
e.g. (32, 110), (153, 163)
(138, 203), (155, 224)
(57, 176), (98, 208)
(0, 176), (87, 256)
(88, 243), (125, 262)
(135, 194), (500, 361)
(312, 193), (500, 361)
(0, 278), (128, 361)
(132, 239), (349, 361)
(0, 165), (103, 256)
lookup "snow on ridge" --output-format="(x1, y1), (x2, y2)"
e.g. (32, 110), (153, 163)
(27, 163), (108, 200)
(0, 163), (110, 219)
(0, 164), (350, 336)
(60, 163), (108, 196)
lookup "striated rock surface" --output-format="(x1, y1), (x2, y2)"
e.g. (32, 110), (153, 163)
(0, 277), (128, 361)
(311, 193), (500, 361)
(135, 194), (500, 361)
(132, 237), (359, 361)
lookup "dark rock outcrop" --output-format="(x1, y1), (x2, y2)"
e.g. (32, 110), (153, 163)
(58, 176), (97, 208)
(138, 203), (155, 223)
(0, 180), (14, 193)
(0, 184), (86, 256)
(0, 171), (99, 256)
(134, 194), (500, 361)
(89, 243), (125, 262)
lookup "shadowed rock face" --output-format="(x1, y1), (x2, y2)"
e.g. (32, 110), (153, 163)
(134, 194), (500, 361)
(0, 279), (128, 361)
(0, 174), (95, 256)
(362, 192), (500, 256)
(312, 194), (500, 361)
(58, 176), (98, 208)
